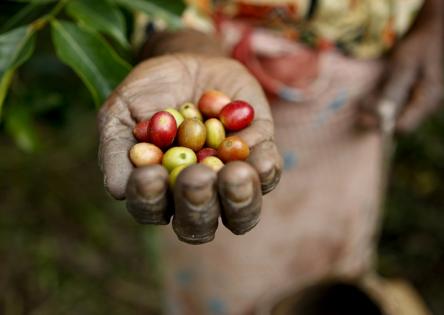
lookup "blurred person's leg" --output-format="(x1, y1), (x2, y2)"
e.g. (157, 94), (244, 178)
(157, 50), (386, 315)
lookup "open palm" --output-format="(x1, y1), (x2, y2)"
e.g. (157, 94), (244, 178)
(98, 54), (282, 244)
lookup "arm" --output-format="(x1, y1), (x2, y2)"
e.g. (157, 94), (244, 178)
(360, 0), (443, 132)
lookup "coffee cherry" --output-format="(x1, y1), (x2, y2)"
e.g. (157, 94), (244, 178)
(168, 164), (187, 188)
(219, 100), (254, 131)
(198, 90), (231, 118)
(148, 111), (177, 149)
(205, 118), (225, 149)
(217, 136), (250, 162)
(197, 147), (218, 162)
(129, 143), (163, 167)
(200, 156), (224, 172)
(179, 102), (203, 121)
(177, 118), (206, 152)
(164, 108), (184, 127)
(162, 146), (197, 172)
(133, 119), (150, 142)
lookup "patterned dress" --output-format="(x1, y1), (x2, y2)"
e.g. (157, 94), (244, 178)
(183, 0), (423, 99)
(185, 0), (423, 58)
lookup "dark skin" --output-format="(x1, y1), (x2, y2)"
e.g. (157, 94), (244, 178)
(98, 52), (282, 244)
(99, 0), (443, 244)
(359, 0), (443, 132)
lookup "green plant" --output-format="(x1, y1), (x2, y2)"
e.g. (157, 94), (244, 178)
(0, 0), (185, 152)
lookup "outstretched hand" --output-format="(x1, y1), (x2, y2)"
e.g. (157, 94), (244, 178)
(98, 54), (282, 244)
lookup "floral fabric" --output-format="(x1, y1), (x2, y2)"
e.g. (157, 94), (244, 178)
(185, 0), (423, 58)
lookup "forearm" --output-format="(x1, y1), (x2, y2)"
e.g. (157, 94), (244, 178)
(140, 29), (227, 60)
(417, 0), (443, 29)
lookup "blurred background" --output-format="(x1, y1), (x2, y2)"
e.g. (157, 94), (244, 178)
(0, 1), (443, 314)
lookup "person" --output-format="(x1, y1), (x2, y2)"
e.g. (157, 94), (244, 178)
(97, 0), (443, 314)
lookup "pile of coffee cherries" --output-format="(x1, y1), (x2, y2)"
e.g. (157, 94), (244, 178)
(129, 90), (255, 187)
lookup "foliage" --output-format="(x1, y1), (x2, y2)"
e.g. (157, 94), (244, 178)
(0, 4), (186, 309)
(0, 0), (185, 152)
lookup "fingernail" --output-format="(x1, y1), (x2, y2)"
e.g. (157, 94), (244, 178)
(172, 165), (219, 244)
(136, 178), (165, 200)
(261, 170), (281, 195)
(259, 163), (276, 184)
(183, 184), (214, 207)
(224, 180), (253, 203)
(125, 167), (171, 225)
(218, 162), (261, 235)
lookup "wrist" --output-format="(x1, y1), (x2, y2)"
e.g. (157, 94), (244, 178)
(140, 29), (227, 60)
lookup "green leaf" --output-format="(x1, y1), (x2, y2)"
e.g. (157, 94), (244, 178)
(66, 0), (129, 49)
(51, 20), (131, 106)
(0, 25), (36, 117)
(147, 0), (186, 16)
(5, 103), (40, 153)
(114, 0), (183, 29)
(0, 69), (15, 117)
(0, 26), (36, 76)
(10, 0), (58, 3)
